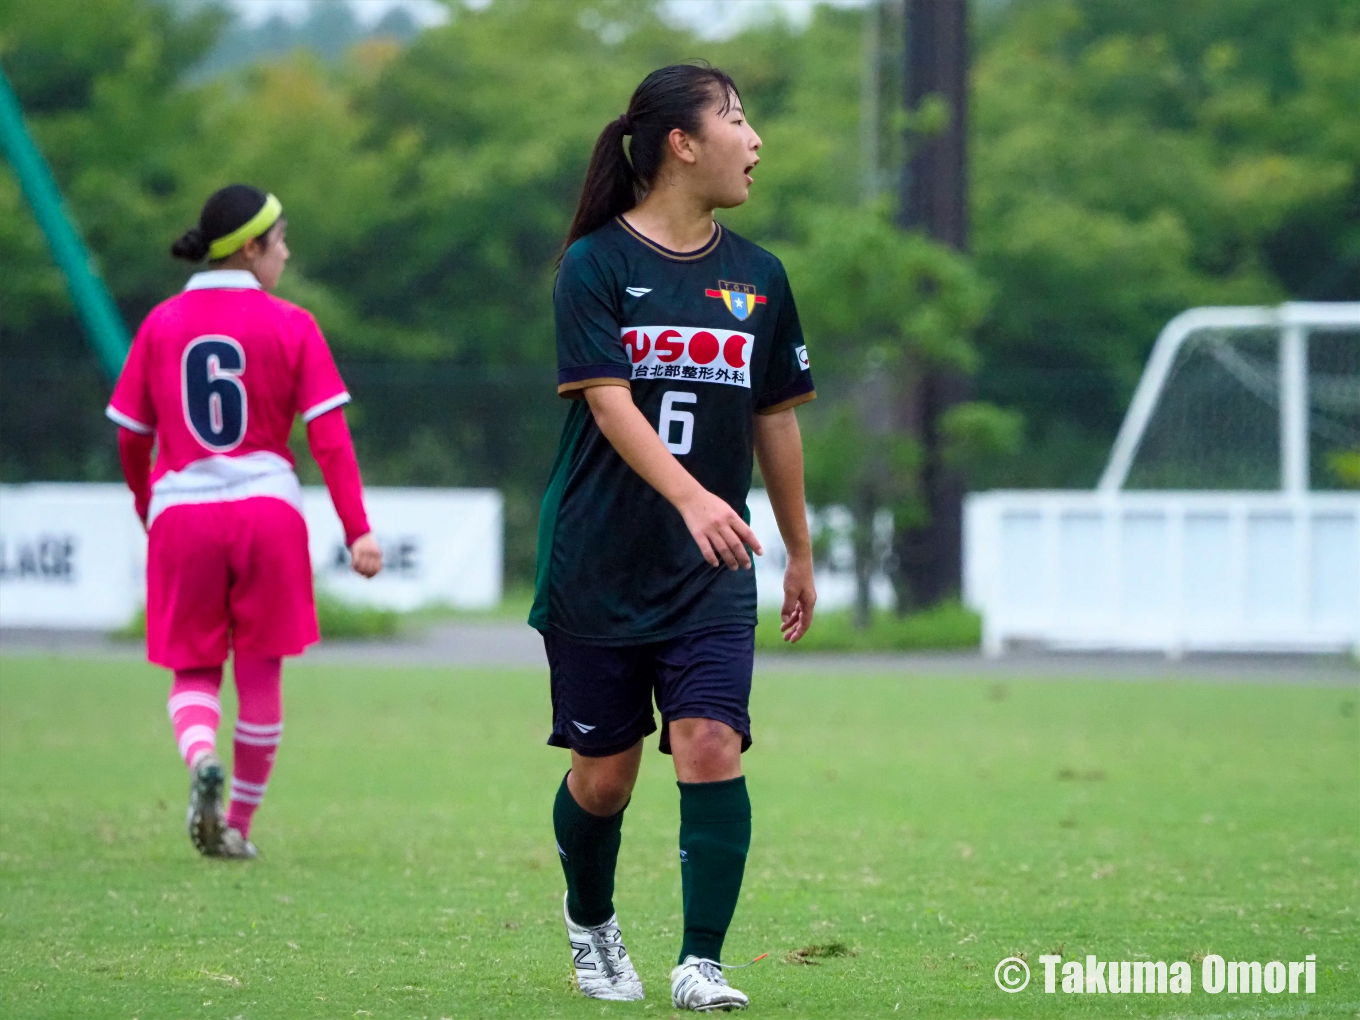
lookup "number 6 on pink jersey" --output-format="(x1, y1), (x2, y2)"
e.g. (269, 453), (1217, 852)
(181, 335), (247, 451)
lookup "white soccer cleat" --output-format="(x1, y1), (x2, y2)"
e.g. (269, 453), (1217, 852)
(563, 893), (644, 1001)
(218, 826), (258, 860)
(671, 956), (749, 1012)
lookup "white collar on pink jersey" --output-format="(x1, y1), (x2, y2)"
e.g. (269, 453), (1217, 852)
(183, 270), (262, 292)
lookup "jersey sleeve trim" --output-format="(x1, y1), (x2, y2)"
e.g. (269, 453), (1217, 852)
(557, 363), (632, 397)
(301, 391), (351, 422)
(105, 405), (153, 434)
(557, 377), (631, 399)
(755, 376), (816, 415)
(757, 390), (816, 415)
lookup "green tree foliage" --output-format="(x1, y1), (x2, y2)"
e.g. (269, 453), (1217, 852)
(192, 0), (421, 80)
(780, 205), (990, 622)
(348, 1), (691, 363)
(940, 400), (1024, 482)
(971, 0), (1360, 485)
(3, 0), (1358, 582)
(0, 0), (226, 479)
(780, 206), (987, 373)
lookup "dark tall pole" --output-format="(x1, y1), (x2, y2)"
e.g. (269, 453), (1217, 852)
(894, 0), (970, 611)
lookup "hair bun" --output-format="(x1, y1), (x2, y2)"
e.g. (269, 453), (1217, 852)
(170, 226), (209, 262)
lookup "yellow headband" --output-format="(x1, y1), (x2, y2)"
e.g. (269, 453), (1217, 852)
(208, 194), (283, 261)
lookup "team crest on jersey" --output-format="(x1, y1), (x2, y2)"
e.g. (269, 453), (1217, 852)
(705, 280), (767, 322)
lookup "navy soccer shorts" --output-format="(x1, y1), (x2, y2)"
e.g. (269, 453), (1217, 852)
(543, 623), (754, 758)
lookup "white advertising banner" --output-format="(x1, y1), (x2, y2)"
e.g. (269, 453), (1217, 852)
(0, 484), (502, 629)
(0, 484), (147, 629)
(302, 487), (502, 612)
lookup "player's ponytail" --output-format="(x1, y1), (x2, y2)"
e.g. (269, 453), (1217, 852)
(170, 226), (210, 262)
(171, 184), (282, 263)
(561, 62), (740, 258)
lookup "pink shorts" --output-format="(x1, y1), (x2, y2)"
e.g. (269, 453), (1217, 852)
(146, 497), (318, 669)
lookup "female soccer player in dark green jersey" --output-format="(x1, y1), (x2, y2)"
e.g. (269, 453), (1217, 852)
(530, 64), (816, 1011)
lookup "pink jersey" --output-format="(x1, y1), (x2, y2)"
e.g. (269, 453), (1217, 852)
(106, 270), (350, 525)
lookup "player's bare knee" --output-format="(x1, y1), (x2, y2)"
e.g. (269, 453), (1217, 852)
(577, 773), (634, 816)
(673, 717), (735, 748)
(671, 718), (741, 777)
(569, 760), (637, 816)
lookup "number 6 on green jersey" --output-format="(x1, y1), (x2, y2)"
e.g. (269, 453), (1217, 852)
(659, 390), (697, 455)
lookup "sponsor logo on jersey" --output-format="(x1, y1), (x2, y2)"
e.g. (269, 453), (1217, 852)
(621, 326), (753, 388)
(705, 280), (767, 321)
(796, 344), (810, 370)
(625, 286), (652, 297)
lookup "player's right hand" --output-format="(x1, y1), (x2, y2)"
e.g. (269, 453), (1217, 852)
(679, 489), (762, 571)
(349, 532), (383, 578)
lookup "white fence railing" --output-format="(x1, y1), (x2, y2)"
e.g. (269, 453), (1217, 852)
(964, 491), (1360, 656)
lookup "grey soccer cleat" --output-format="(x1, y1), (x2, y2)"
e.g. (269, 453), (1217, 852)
(186, 753), (225, 856)
(671, 956), (749, 1012)
(564, 893), (644, 1000)
(218, 826), (259, 860)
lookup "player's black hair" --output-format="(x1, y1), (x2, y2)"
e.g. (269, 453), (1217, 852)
(561, 62), (740, 257)
(171, 184), (274, 263)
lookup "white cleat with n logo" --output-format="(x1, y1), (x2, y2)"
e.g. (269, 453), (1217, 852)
(563, 893), (644, 1001)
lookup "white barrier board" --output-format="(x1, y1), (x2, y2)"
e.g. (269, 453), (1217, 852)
(303, 487), (502, 612)
(0, 485), (147, 629)
(965, 491), (1360, 655)
(0, 484), (502, 629)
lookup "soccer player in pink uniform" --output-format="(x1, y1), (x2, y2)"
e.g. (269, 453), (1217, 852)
(107, 184), (382, 860)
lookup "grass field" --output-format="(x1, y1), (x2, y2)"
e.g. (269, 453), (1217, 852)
(0, 655), (1356, 1019)
(753, 603), (980, 652)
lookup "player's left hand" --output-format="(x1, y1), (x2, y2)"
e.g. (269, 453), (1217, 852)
(349, 532), (383, 578)
(780, 553), (816, 643)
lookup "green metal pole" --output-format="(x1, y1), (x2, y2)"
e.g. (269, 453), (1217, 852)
(0, 66), (129, 381)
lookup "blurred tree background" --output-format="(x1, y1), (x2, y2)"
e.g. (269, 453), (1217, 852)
(2, 0), (1357, 588)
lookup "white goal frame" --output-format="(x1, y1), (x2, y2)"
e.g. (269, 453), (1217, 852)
(965, 302), (1360, 657)
(1098, 302), (1360, 493)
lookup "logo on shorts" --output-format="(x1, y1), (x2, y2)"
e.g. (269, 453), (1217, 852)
(795, 344), (810, 370)
(571, 720), (596, 733)
(705, 280), (766, 322)
(625, 286), (652, 298)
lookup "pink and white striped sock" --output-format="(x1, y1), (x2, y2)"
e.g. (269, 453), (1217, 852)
(225, 654), (283, 839)
(168, 666), (223, 770)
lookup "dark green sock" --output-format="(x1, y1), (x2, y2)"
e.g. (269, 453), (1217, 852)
(678, 776), (752, 964)
(553, 772), (625, 928)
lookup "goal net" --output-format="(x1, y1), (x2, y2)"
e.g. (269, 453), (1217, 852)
(1123, 324), (1360, 491)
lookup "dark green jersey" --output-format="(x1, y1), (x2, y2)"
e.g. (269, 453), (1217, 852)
(529, 217), (816, 645)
